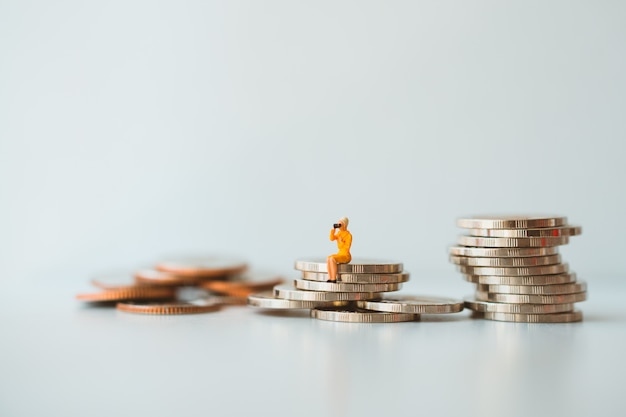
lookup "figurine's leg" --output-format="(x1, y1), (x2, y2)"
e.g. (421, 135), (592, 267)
(327, 256), (338, 282)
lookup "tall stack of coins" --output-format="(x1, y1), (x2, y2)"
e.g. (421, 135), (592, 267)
(76, 257), (284, 315)
(248, 259), (464, 322)
(450, 215), (587, 323)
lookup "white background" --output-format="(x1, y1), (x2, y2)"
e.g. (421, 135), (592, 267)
(1, 2), (625, 417)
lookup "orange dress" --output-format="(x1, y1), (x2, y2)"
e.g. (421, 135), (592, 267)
(329, 229), (352, 263)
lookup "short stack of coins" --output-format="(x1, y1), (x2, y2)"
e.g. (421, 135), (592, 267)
(248, 258), (464, 322)
(449, 215), (587, 323)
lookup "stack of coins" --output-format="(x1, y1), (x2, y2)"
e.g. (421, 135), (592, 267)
(76, 256), (284, 315)
(450, 215), (587, 323)
(248, 258), (464, 322)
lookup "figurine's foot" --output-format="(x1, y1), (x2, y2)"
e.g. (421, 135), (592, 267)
(326, 279), (337, 283)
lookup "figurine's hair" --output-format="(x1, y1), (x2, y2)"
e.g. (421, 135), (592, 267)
(339, 217), (349, 228)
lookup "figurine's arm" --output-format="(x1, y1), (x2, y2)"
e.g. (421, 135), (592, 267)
(330, 229), (337, 241)
(344, 232), (352, 250)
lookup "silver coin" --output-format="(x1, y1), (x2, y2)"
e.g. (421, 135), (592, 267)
(477, 281), (587, 295)
(301, 270), (410, 284)
(457, 215), (568, 229)
(294, 279), (401, 293)
(464, 298), (575, 314)
(449, 254), (562, 267)
(477, 310), (583, 323)
(274, 285), (382, 302)
(247, 291), (349, 309)
(475, 290), (587, 304)
(311, 306), (419, 323)
(357, 295), (464, 314)
(294, 259), (403, 274)
(457, 235), (570, 248)
(466, 226), (582, 238)
(448, 246), (559, 258)
(463, 273), (577, 285)
(458, 263), (569, 277)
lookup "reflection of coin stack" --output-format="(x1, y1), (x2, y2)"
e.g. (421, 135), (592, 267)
(249, 259), (464, 322)
(450, 215), (587, 323)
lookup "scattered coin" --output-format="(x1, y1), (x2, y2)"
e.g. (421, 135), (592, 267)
(301, 271), (410, 284)
(76, 287), (176, 302)
(294, 259), (403, 274)
(247, 291), (350, 309)
(457, 215), (568, 229)
(463, 298), (575, 314)
(156, 257), (248, 278)
(448, 246), (559, 258)
(293, 279), (402, 293)
(477, 281), (587, 295)
(116, 299), (222, 315)
(457, 235), (570, 248)
(462, 273), (577, 285)
(449, 254), (562, 267)
(200, 276), (285, 297)
(477, 310), (583, 323)
(357, 295), (464, 314)
(134, 269), (204, 286)
(311, 306), (419, 323)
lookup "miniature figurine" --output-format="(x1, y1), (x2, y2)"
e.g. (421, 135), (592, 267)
(327, 217), (352, 282)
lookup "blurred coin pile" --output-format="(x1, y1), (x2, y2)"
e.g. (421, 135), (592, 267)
(76, 256), (284, 315)
(248, 258), (464, 322)
(450, 215), (587, 323)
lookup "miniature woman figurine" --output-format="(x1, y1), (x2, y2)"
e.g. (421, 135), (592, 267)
(327, 217), (352, 283)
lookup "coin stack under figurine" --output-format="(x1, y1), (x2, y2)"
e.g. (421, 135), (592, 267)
(248, 258), (464, 322)
(449, 215), (587, 323)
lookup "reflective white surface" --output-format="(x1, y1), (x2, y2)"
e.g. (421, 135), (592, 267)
(0, 274), (623, 417)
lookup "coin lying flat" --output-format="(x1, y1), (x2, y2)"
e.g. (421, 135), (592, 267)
(450, 254), (562, 267)
(294, 259), (403, 274)
(134, 269), (205, 286)
(477, 281), (587, 295)
(463, 273), (577, 285)
(357, 295), (464, 314)
(458, 263), (569, 276)
(475, 290), (587, 304)
(457, 236), (570, 248)
(155, 257), (248, 278)
(274, 285), (382, 302)
(247, 291), (350, 309)
(311, 306), (419, 323)
(477, 310), (583, 323)
(76, 287), (176, 302)
(294, 279), (401, 293)
(466, 226), (582, 238)
(301, 271), (410, 284)
(448, 246), (559, 258)
(116, 299), (222, 315)
(200, 277), (285, 297)
(464, 298), (575, 314)
(457, 215), (568, 229)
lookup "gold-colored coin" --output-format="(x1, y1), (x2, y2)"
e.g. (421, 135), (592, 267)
(134, 269), (204, 286)
(449, 254), (561, 267)
(448, 246), (559, 258)
(463, 273), (577, 285)
(457, 215), (568, 229)
(294, 259), (403, 274)
(457, 235), (569, 248)
(475, 290), (587, 304)
(357, 295), (464, 314)
(116, 299), (222, 315)
(458, 263), (569, 277)
(464, 298), (575, 314)
(477, 281), (587, 295)
(293, 279), (401, 293)
(466, 226), (582, 238)
(274, 285), (382, 302)
(301, 271), (410, 284)
(76, 287), (176, 302)
(155, 256), (247, 278)
(311, 306), (419, 323)
(476, 310), (583, 323)
(200, 276), (284, 297)
(247, 291), (349, 309)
